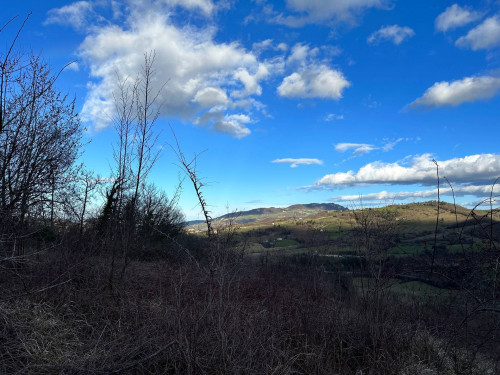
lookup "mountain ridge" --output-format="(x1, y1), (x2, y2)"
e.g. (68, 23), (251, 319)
(186, 203), (347, 226)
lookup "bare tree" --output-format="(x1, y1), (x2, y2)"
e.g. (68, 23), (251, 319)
(62, 167), (101, 236)
(100, 51), (178, 288)
(0, 17), (82, 236)
(132, 51), (162, 207)
(107, 51), (163, 225)
(111, 74), (136, 212)
(170, 130), (214, 240)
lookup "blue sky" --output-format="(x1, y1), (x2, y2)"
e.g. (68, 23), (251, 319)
(3, 0), (500, 220)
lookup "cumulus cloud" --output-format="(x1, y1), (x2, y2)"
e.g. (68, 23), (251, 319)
(435, 4), (482, 32)
(277, 65), (350, 99)
(274, 0), (389, 27)
(314, 154), (500, 187)
(335, 143), (376, 156)
(335, 183), (500, 201)
(272, 158), (323, 168)
(213, 114), (252, 138)
(272, 43), (350, 101)
(232, 64), (270, 98)
(409, 76), (500, 109)
(45, 1), (95, 30)
(455, 16), (500, 50)
(193, 87), (229, 107)
(73, 3), (275, 137)
(367, 25), (415, 45)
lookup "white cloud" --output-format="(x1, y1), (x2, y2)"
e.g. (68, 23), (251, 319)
(455, 16), (500, 50)
(252, 39), (289, 54)
(335, 184), (500, 201)
(162, 0), (215, 16)
(276, 43), (349, 101)
(435, 4), (482, 32)
(337, 189), (439, 201)
(334, 139), (409, 156)
(367, 25), (415, 45)
(335, 143), (376, 155)
(277, 65), (350, 100)
(193, 87), (228, 107)
(274, 0), (389, 27)
(409, 76), (500, 109)
(286, 43), (319, 66)
(213, 114), (252, 138)
(45, 1), (94, 30)
(277, 43), (288, 52)
(381, 138), (403, 151)
(272, 158), (323, 168)
(315, 154), (500, 187)
(232, 64), (270, 98)
(324, 113), (344, 122)
(252, 39), (274, 54)
(77, 8), (270, 137)
(66, 61), (80, 72)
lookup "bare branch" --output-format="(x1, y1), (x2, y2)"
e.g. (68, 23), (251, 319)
(169, 126), (214, 239)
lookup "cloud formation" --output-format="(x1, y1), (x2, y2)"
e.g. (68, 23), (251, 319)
(163, 0), (215, 15)
(47, 1), (353, 135)
(277, 65), (350, 99)
(367, 25), (415, 45)
(335, 143), (376, 155)
(324, 113), (344, 121)
(276, 43), (350, 100)
(67, 2), (275, 137)
(435, 4), (482, 32)
(381, 138), (404, 151)
(334, 139), (408, 156)
(335, 183), (500, 201)
(409, 76), (500, 109)
(315, 154), (500, 187)
(455, 16), (500, 50)
(274, 0), (389, 27)
(45, 1), (96, 30)
(213, 114), (252, 139)
(272, 158), (323, 168)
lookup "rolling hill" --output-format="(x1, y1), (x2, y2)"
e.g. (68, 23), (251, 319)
(186, 202), (347, 227)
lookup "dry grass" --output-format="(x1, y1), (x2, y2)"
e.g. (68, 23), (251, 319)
(0, 246), (497, 374)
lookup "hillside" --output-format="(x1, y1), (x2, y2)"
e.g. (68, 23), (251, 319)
(186, 202), (346, 228)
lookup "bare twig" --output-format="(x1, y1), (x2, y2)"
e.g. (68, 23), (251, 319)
(444, 176), (458, 230)
(489, 177), (499, 251)
(431, 159), (439, 275)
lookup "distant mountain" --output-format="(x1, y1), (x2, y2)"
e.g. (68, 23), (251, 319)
(220, 207), (284, 219)
(186, 203), (347, 227)
(185, 219), (206, 226)
(219, 203), (346, 220)
(287, 203), (346, 211)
